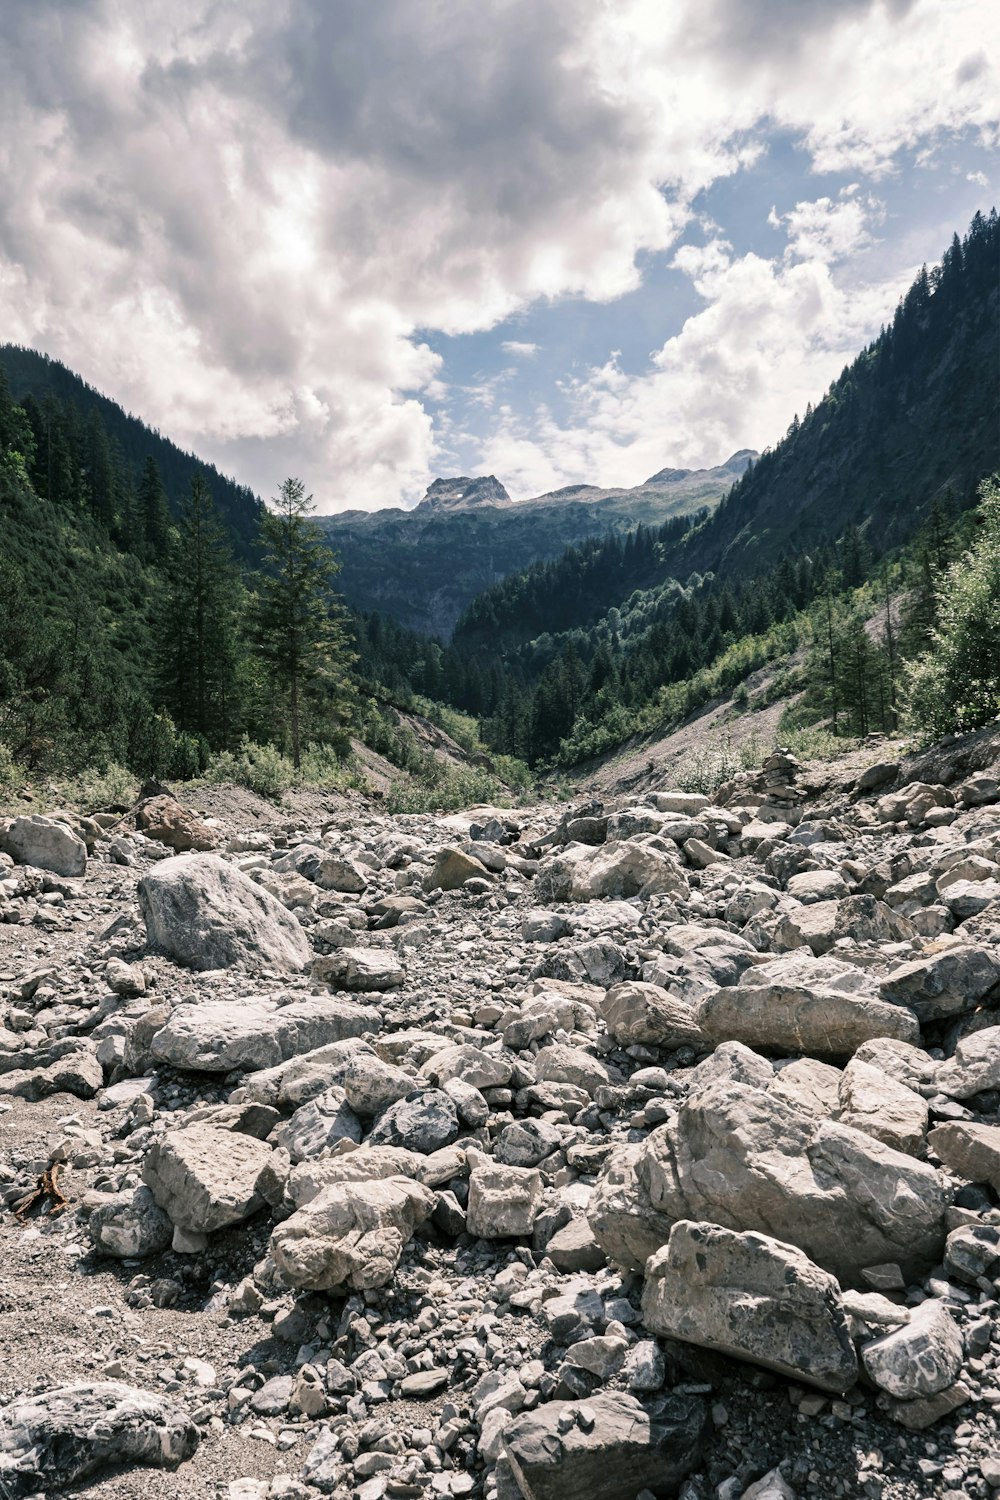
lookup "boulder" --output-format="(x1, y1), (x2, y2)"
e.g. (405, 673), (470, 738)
(424, 847), (492, 892)
(502, 1391), (706, 1500)
(936, 1027), (1000, 1098)
(589, 1075), (949, 1286)
(928, 1122), (1000, 1192)
(0, 814), (86, 877)
(599, 981), (706, 1050)
(142, 1125), (274, 1234)
(134, 795), (216, 852)
(149, 997), (373, 1073)
(0, 1382), (198, 1495)
(138, 854), (310, 972)
(269, 1176), (435, 1290)
(311, 946), (405, 992)
(696, 953), (920, 1060)
(836, 1057), (928, 1157)
(367, 1089), (460, 1153)
(642, 1220), (859, 1393)
(88, 1186), (173, 1259)
(538, 840), (689, 903)
(272, 1087), (362, 1163)
(861, 1299), (964, 1399)
(879, 945), (1000, 1023)
(467, 1160), (544, 1238)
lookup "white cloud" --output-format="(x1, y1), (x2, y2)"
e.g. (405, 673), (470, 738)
(479, 233), (916, 497)
(501, 341), (540, 357)
(0, 0), (996, 509)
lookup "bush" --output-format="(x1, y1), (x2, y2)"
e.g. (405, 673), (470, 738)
(203, 737), (296, 800)
(298, 741), (362, 792)
(903, 475), (1000, 740)
(53, 762), (139, 812)
(385, 757), (517, 814)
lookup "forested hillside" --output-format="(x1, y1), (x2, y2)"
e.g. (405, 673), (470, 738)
(358, 212), (1000, 769)
(319, 453), (752, 637)
(0, 346), (263, 560)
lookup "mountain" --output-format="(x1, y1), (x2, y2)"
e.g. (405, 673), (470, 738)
(319, 451), (755, 637)
(417, 474), (511, 511)
(0, 345), (263, 559)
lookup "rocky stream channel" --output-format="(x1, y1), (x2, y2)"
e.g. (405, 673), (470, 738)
(3, 745), (1000, 1500)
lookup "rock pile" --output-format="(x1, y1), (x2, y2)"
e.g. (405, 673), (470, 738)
(1, 751), (1000, 1499)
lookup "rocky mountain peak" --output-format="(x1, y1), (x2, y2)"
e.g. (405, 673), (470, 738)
(417, 474), (511, 511)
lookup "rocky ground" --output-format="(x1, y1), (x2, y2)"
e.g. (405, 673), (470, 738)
(2, 737), (1000, 1500)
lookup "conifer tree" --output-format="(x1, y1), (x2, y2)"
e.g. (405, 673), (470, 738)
(254, 477), (355, 768)
(158, 473), (245, 748)
(137, 454), (171, 560)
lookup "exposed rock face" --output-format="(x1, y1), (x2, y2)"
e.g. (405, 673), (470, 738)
(138, 853), (311, 971)
(642, 1221), (859, 1393)
(0, 1383), (199, 1495)
(0, 813), (87, 876)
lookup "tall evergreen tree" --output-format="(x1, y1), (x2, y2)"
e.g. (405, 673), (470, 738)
(157, 474), (245, 748)
(254, 477), (355, 768)
(137, 454), (172, 560)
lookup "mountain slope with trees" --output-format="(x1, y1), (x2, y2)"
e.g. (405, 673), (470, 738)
(318, 452), (754, 637)
(0, 345), (263, 560)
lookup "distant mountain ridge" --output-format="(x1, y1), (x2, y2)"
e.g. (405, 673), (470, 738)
(319, 451), (756, 636)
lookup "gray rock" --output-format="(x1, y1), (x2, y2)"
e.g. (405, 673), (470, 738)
(149, 996), (373, 1073)
(142, 1125), (274, 1234)
(272, 1087), (362, 1163)
(928, 1121), (1000, 1191)
(936, 1027), (1000, 1098)
(0, 1382), (198, 1495)
(538, 840), (689, 903)
(590, 1074), (949, 1285)
(0, 814), (87, 877)
(424, 846), (492, 891)
(495, 1118), (563, 1167)
(88, 1185), (173, 1258)
(861, 1298), (964, 1399)
(943, 1223), (1000, 1284)
(836, 1057), (928, 1157)
(269, 1176), (435, 1290)
(311, 946), (404, 991)
(880, 944), (1000, 1022)
(600, 980), (706, 1050)
(502, 1391), (705, 1500)
(642, 1220), (859, 1393)
(138, 853), (310, 972)
(367, 1088), (459, 1153)
(467, 1159), (544, 1238)
(697, 953), (920, 1060)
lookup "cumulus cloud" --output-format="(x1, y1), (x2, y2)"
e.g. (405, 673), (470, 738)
(0, 0), (996, 508)
(477, 229), (914, 497)
(501, 341), (540, 357)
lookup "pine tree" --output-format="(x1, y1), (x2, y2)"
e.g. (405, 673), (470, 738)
(157, 473), (245, 747)
(137, 455), (172, 560)
(254, 477), (356, 768)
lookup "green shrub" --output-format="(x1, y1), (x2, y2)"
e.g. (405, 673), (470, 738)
(298, 741), (362, 792)
(51, 762), (139, 812)
(203, 737), (296, 800)
(385, 757), (517, 814)
(903, 475), (1000, 741)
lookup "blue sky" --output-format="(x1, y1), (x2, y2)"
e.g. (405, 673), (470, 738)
(0, 0), (997, 510)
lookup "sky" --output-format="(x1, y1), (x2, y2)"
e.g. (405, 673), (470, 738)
(1, 1), (997, 513)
